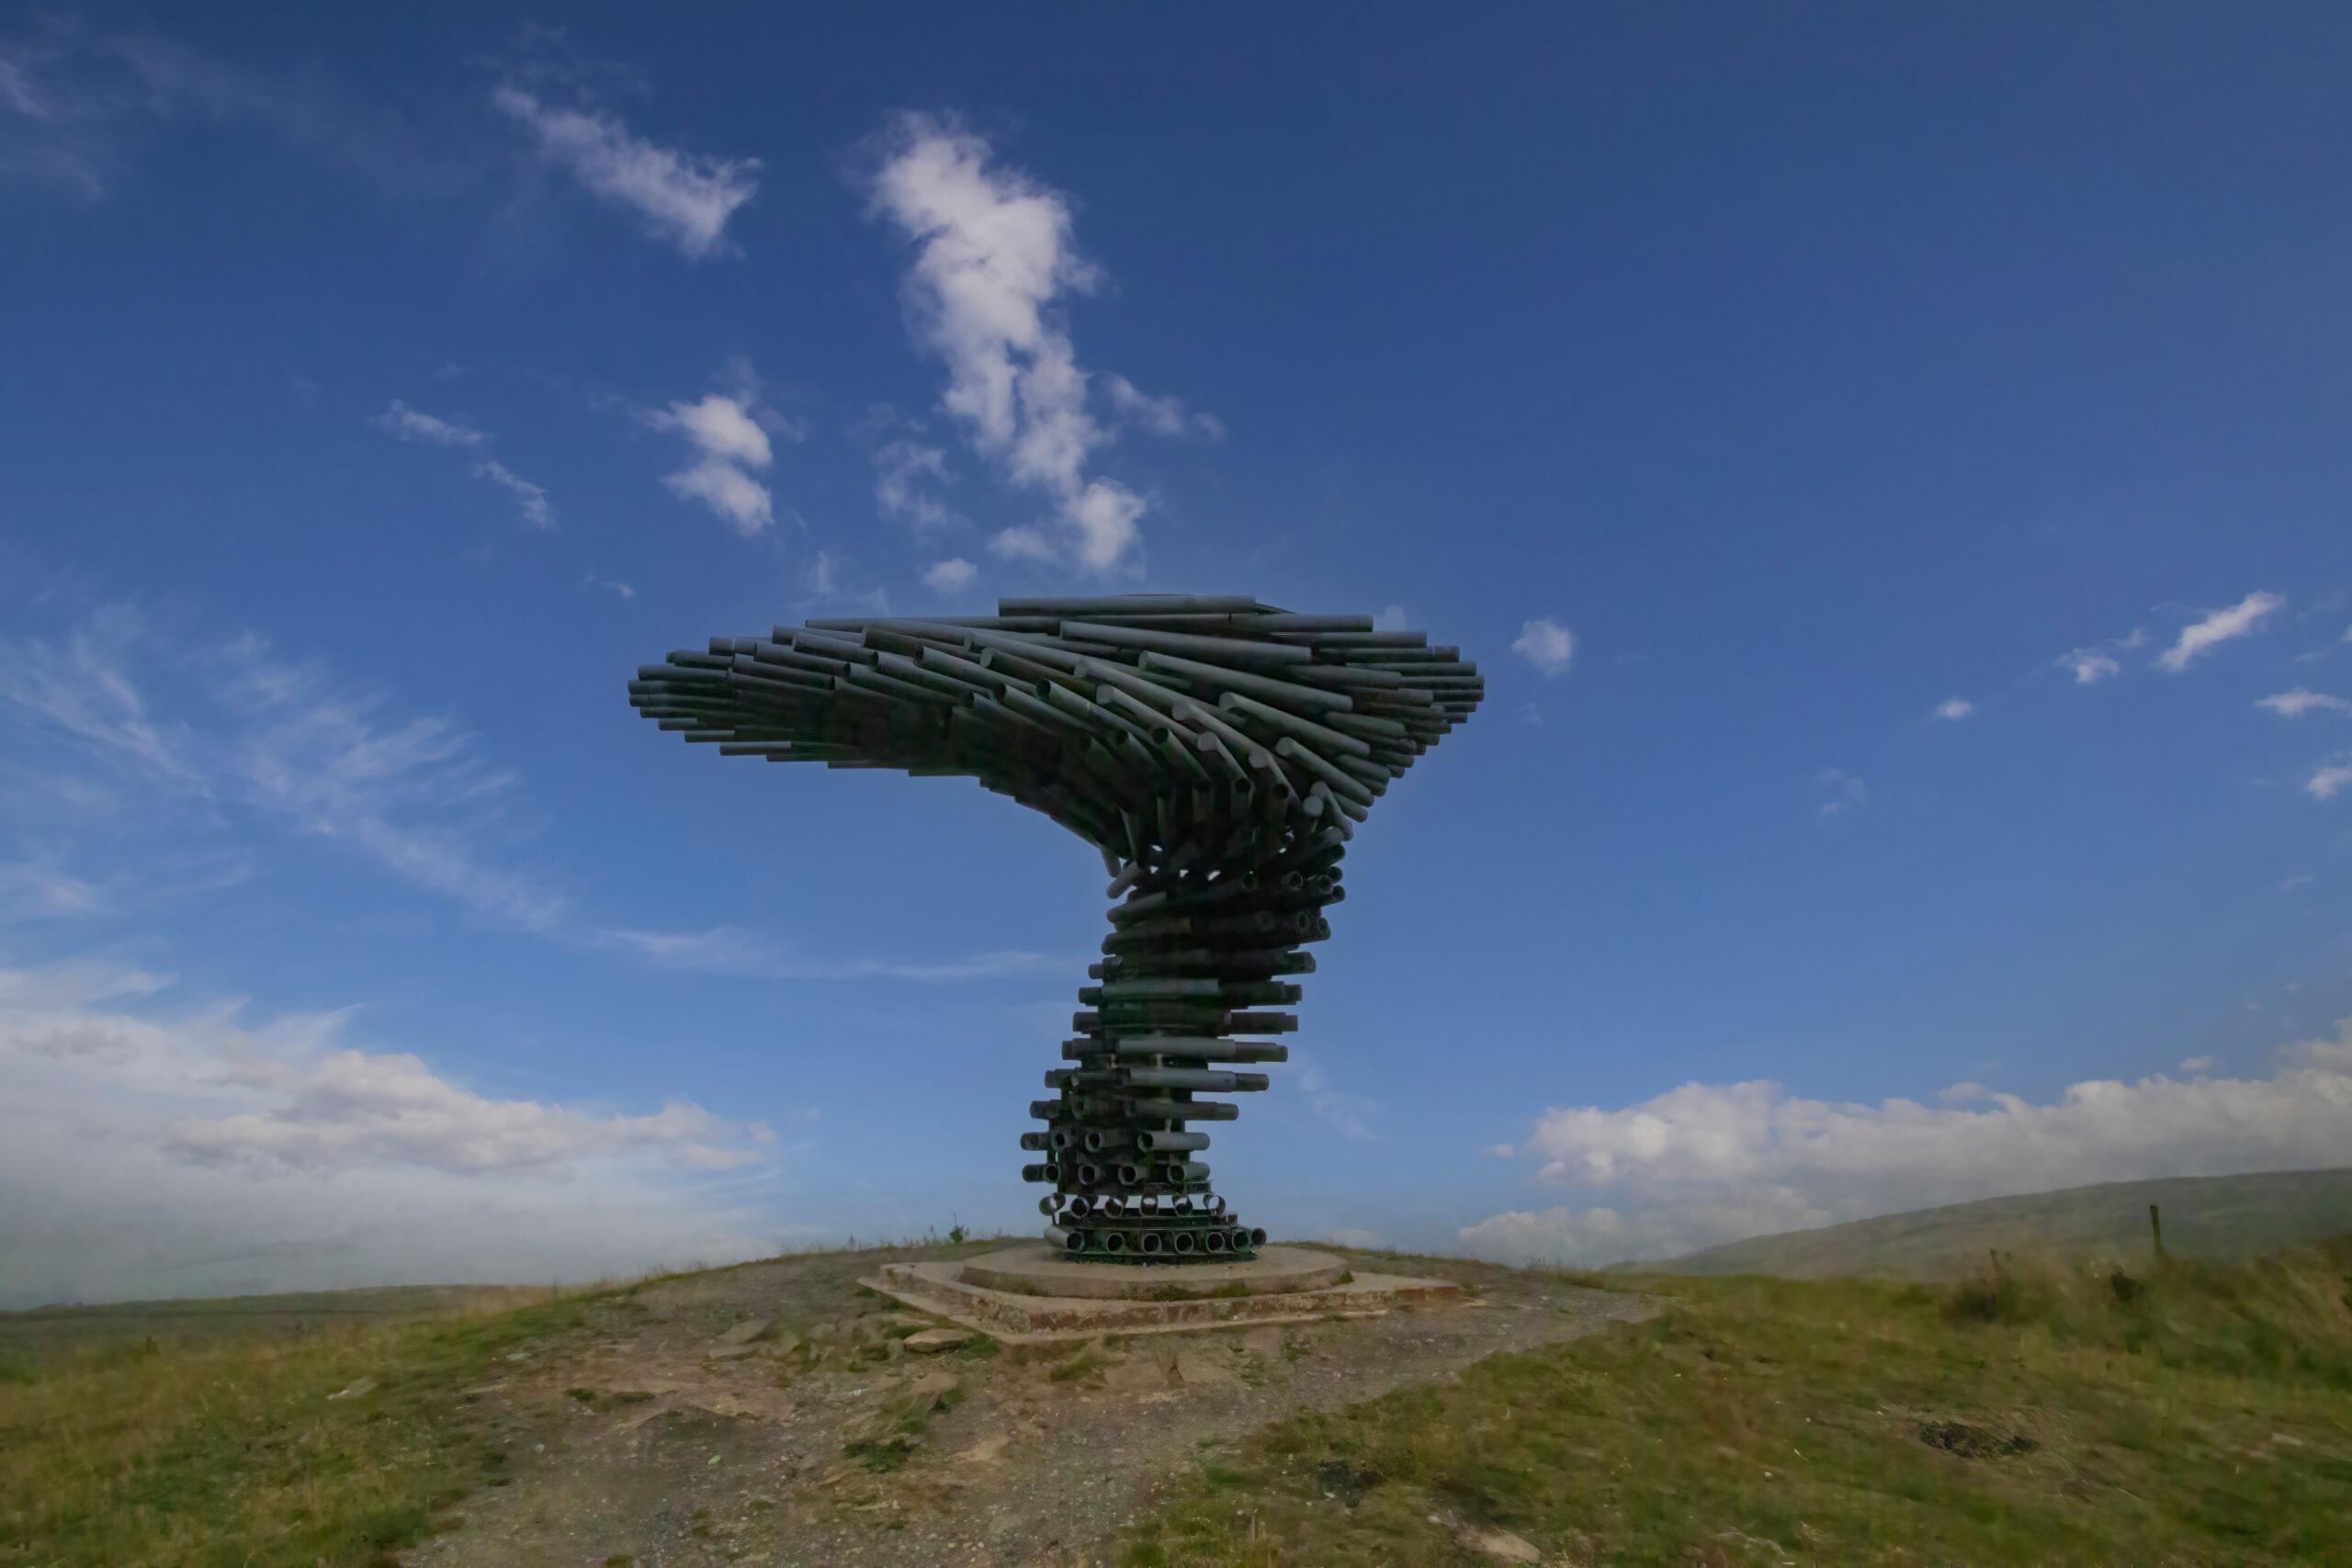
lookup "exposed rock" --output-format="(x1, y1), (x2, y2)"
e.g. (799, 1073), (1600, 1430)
(903, 1327), (971, 1353)
(715, 1316), (774, 1346)
(954, 1433), (1011, 1465)
(707, 1344), (763, 1362)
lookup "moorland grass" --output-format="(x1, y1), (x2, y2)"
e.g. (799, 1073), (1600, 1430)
(1124, 1240), (2352, 1566)
(0, 1287), (612, 1567)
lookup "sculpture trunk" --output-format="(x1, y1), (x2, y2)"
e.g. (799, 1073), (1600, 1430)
(629, 594), (1481, 1263)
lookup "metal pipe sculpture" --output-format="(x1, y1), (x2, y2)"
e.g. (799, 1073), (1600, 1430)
(628, 595), (1483, 1261)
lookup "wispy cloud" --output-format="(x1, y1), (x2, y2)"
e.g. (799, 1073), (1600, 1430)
(1814, 767), (1867, 817)
(492, 85), (757, 259)
(1293, 1054), (1378, 1141)
(1933, 696), (1975, 721)
(2256, 689), (2352, 718)
(865, 113), (1159, 573)
(1, 25), (447, 202)
(1510, 617), (1574, 677)
(1103, 375), (1223, 440)
(372, 399), (489, 448)
(594, 926), (1054, 982)
(2157, 592), (2283, 673)
(872, 436), (959, 529)
(0, 604), (564, 931)
(370, 401), (553, 528)
(470, 458), (553, 529)
(1459, 1021), (2352, 1266)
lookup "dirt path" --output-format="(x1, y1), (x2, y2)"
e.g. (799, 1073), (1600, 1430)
(402, 1244), (1647, 1568)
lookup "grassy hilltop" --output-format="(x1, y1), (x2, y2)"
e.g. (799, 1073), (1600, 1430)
(5, 1233), (2351, 1565)
(1655, 1167), (2352, 1280)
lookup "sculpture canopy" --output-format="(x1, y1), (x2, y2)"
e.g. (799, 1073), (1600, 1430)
(628, 593), (1483, 1262)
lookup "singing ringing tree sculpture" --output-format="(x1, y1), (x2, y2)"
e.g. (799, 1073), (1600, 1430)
(628, 594), (1483, 1263)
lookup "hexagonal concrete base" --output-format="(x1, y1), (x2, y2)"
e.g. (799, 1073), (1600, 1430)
(860, 1245), (1463, 1344)
(961, 1243), (1348, 1300)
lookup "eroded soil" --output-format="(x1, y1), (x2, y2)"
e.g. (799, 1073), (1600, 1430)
(402, 1244), (1645, 1568)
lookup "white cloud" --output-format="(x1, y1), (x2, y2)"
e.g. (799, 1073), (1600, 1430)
(922, 558), (977, 593)
(1488, 1143), (1515, 1159)
(2256, 689), (2352, 718)
(1933, 697), (1975, 721)
(2178, 1055), (2215, 1073)
(1457, 1025), (2352, 1267)
(1374, 604), (1409, 632)
(0, 955), (775, 1307)
(1511, 617), (1574, 677)
(2280, 873), (2314, 893)
(586, 574), (636, 601)
(1814, 767), (1867, 816)
(2308, 758), (2352, 802)
(470, 458), (553, 529)
(2157, 591), (2283, 672)
(1326, 1227), (1387, 1249)
(492, 85), (757, 260)
(371, 399), (489, 448)
(643, 389), (778, 536)
(865, 114), (1156, 573)
(1103, 375), (1223, 440)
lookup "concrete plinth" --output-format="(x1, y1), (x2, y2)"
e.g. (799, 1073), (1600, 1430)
(859, 1246), (1462, 1345)
(960, 1244), (1347, 1301)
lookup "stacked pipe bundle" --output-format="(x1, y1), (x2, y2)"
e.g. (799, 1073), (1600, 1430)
(628, 594), (1483, 1262)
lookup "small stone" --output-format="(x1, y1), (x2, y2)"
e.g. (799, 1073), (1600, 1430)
(903, 1327), (971, 1354)
(954, 1434), (1011, 1465)
(1464, 1528), (1541, 1562)
(905, 1371), (959, 1405)
(715, 1316), (774, 1346)
(707, 1344), (762, 1361)
(1101, 1355), (1173, 1393)
(1239, 1326), (1286, 1359)
(1172, 1349), (1238, 1388)
(325, 1378), (376, 1401)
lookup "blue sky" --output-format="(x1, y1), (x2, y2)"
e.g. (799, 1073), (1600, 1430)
(6, 3), (2352, 1305)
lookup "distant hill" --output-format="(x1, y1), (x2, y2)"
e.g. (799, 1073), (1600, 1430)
(0, 1282), (553, 1357)
(1651, 1168), (2352, 1280)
